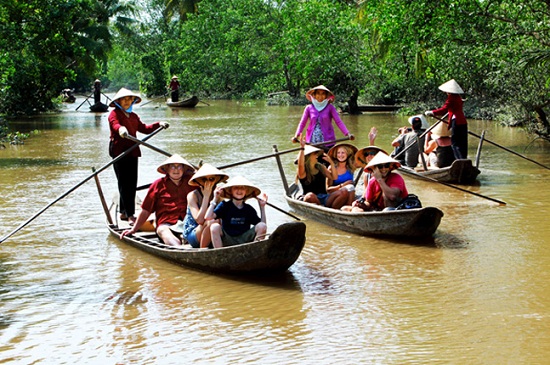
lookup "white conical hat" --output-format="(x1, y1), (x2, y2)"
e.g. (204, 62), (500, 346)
(305, 85), (335, 102)
(189, 163), (229, 186)
(109, 87), (142, 107)
(157, 154), (195, 174)
(438, 79), (464, 94)
(294, 144), (323, 164)
(365, 151), (401, 172)
(221, 175), (261, 199)
(355, 146), (388, 168)
(408, 114), (430, 129)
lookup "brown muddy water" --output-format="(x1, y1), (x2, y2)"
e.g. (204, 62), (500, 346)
(1, 95), (550, 364)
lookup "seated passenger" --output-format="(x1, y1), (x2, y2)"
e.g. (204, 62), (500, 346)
(424, 122), (455, 168)
(182, 164), (229, 248)
(326, 143), (358, 207)
(206, 176), (268, 248)
(354, 146), (388, 188)
(391, 115), (429, 168)
(120, 154), (196, 246)
(296, 136), (347, 209)
(342, 152), (408, 212)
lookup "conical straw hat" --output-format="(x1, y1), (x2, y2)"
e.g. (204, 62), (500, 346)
(327, 143), (358, 160)
(221, 175), (261, 199)
(355, 146), (388, 168)
(305, 85), (335, 102)
(109, 87), (142, 107)
(408, 114), (430, 129)
(438, 79), (464, 94)
(189, 163), (229, 186)
(365, 151), (401, 172)
(431, 122), (452, 139)
(157, 154), (195, 174)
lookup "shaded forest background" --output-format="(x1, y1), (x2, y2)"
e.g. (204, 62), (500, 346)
(1, 0), (549, 139)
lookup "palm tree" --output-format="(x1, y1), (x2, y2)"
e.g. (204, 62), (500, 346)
(163, 0), (201, 21)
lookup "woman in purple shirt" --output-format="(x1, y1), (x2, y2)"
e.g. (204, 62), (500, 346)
(291, 85), (354, 151)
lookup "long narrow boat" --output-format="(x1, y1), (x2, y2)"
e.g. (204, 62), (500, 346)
(398, 159), (480, 185)
(284, 188), (443, 238)
(166, 95), (200, 108)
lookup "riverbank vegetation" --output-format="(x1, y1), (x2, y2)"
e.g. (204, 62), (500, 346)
(0, 0), (548, 139)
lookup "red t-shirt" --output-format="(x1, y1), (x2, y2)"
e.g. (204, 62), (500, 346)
(365, 172), (408, 209)
(141, 175), (196, 226)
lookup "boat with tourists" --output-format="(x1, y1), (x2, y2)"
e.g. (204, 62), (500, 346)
(93, 175), (306, 274)
(166, 95), (200, 108)
(398, 159), (481, 185)
(283, 183), (443, 238)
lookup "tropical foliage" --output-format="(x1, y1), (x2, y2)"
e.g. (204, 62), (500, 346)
(0, 0), (549, 137)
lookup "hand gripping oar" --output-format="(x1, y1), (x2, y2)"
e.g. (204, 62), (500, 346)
(0, 126), (166, 244)
(428, 114), (550, 170)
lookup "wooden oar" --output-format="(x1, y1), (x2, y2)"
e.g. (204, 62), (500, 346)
(75, 92), (93, 111)
(403, 168), (506, 205)
(0, 126), (166, 244)
(140, 94), (168, 107)
(217, 137), (351, 170)
(124, 137), (304, 221)
(198, 99), (210, 106)
(393, 113), (449, 161)
(428, 114), (550, 170)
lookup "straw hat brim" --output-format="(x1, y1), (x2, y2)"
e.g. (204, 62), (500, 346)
(305, 85), (335, 102)
(365, 151), (401, 172)
(157, 154), (195, 174)
(189, 163), (229, 186)
(327, 143), (358, 160)
(221, 176), (261, 199)
(431, 123), (452, 139)
(355, 146), (388, 168)
(109, 87), (142, 107)
(408, 115), (430, 130)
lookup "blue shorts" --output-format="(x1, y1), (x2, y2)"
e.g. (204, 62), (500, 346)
(317, 193), (329, 206)
(186, 229), (200, 248)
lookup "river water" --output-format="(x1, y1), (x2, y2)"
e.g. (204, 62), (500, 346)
(1, 95), (550, 364)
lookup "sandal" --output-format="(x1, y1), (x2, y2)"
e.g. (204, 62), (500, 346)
(127, 216), (137, 226)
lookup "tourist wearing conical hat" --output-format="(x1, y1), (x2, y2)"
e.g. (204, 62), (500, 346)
(424, 79), (468, 159)
(326, 143), (358, 207)
(354, 145), (388, 188)
(296, 136), (346, 209)
(120, 154), (196, 246)
(168, 75), (181, 102)
(181, 164), (229, 248)
(108, 87), (169, 225)
(291, 85), (354, 152)
(424, 122), (455, 168)
(343, 152), (408, 212)
(205, 176), (268, 248)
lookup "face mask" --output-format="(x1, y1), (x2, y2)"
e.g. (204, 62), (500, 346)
(312, 98), (329, 111)
(114, 99), (137, 113)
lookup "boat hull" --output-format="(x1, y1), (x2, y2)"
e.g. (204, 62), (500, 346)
(107, 222), (306, 274)
(399, 159), (480, 185)
(285, 196), (443, 238)
(166, 96), (199, 108)
(89, 102), (109, 113)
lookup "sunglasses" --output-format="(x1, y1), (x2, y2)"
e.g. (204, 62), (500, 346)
(377, 163), (392, 169)
(365, 151), (378, 156)
(169, 164), (184, 170)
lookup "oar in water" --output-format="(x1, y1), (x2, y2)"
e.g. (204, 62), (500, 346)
(0, 126), (167, 244)
(75, 92), (93, 111)
(428, 114), (550, 170)
(198, 99), (210, 106)
(404, 168), (506, 205)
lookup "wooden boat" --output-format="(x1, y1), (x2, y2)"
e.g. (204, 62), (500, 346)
(166, 95), (199, 108)
(398, 159), (480, 185)
(94, 175), (306, 274)
(284, 189), (443, 238)
(89, 102), (109, 113)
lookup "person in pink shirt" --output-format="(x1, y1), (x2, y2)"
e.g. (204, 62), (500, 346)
(342, 152), (408, 212)
(291, 85), (354, 152)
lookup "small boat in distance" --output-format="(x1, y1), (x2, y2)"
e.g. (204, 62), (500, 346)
(166, 95), (200, 108)
(89, 102), (109, 113)
(398, 159), (480, 185)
